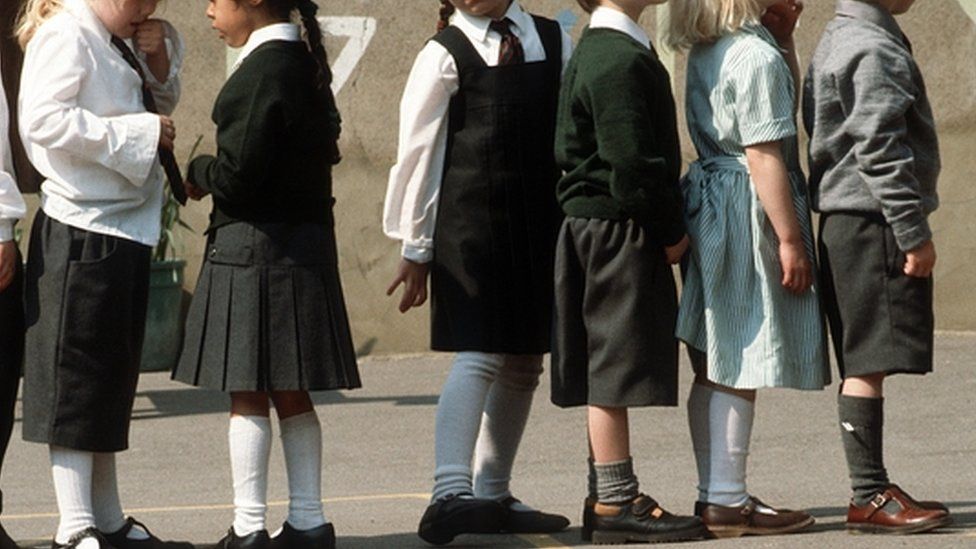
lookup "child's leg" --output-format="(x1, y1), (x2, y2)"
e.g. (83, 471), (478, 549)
(0, 254), (22, 538)
(587, 406), (638, 505)
(229, 392), (272, 536)
(432, 352), (503, 501)
(91, 452), (155, 542)
(270, 391), (327, 531)
(838, 373), (889, 506)
(473, 354), (542, 501)
(50, 446), (95, 544)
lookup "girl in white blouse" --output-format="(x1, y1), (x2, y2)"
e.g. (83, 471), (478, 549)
(16, 0), (186, 547)
(384, 0), (572, 544)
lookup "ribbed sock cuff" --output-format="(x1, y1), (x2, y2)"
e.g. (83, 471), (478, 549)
(595, 457), (639, 505)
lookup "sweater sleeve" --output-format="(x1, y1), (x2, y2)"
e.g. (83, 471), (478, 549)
(189, 72), (284, 204)
(584, 53), (685, 244)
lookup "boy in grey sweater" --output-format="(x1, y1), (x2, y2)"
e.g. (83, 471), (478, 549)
(803, 0), (950, 535)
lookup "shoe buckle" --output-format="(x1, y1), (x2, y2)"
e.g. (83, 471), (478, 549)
(869, 492), (889, 510)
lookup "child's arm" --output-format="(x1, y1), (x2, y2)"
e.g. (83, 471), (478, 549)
(19, 25), (166, 186)
(134, 19), (184, 115)
(745, 141), (811, 294)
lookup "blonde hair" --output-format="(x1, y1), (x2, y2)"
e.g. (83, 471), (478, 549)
(667, 0), (763, 50)
(16, 0), (64, 49)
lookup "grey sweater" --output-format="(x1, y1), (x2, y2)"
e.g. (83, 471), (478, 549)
(802, 0), (940, 252)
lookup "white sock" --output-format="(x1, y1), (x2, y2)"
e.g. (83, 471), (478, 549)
(280, 411), (327, 531)
(474, 354), (542, 503)
(50, 446), (95, 544)
(687, 382), (714, 503)
(230, 415), (272, 536)
(705, 389), (755, 507)
(432, 352), (504, 502)
(91, 453), (150, 541)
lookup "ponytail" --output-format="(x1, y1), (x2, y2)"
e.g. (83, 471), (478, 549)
(295, 0), (341, 164)
(437, 0), (454, 32)
(16, 0), (63, 49)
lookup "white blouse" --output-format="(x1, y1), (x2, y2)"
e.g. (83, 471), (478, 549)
(383, 0), (573, 263)
(0, 65), (26, 243)
(19, 0), (184, 247)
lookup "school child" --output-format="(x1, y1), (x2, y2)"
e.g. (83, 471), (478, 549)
(804, 0), (950, 535)
(0, 58), (27, 549)
(667, 0), (829, 538)
(16, 0), (186, 546)
(383, 0), (572, 544)
(171, 0), (359, 547)
(551, 0), (707, 544)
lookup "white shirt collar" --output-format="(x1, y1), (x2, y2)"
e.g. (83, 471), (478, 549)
(589, 6), (651, 50)
(233, 23), (301, 70)
(63, 0), (112, 45)
(452, 0), (532, 43)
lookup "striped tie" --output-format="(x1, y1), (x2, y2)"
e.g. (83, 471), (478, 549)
(489, 18), (524, 65)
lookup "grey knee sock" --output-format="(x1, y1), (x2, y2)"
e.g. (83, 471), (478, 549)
(838, 394), (889, 506)
(595, 458), (639, 505)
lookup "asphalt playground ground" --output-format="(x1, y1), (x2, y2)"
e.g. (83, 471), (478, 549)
(2, 333), (974, 548)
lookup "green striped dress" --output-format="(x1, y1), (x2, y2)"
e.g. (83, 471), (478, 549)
(675, 25), (829, 390)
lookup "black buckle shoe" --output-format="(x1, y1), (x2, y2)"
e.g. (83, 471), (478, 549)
(102, 517), (193, 549)
(499, 497), (569, 534)
(51, 527), (114, 549)
(213, 528), (269, 549)
(591, 494), (707, 544)
(269, 522), (335, 549)
(417, 494), (505, 545)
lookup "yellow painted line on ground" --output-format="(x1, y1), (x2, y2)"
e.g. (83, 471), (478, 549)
(4, 493), (431, 521)
(515, 533), (571, 548)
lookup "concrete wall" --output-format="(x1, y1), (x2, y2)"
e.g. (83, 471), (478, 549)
(5, 1), (976, 354)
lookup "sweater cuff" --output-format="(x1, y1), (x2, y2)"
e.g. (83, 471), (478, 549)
(891, 217), (932, 252)
(188, 155), (216, 193)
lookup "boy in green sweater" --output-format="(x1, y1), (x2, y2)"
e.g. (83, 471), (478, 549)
(550, 0), (704, 544)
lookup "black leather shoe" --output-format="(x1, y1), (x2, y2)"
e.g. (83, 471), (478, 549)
(591, 494), (707, 544)
(417, 494), (505, 545)
(581, 497), (596, 542)
(52, 527), (115, 549)
(499, 497), (569, 533)
(269, 522), (335, 549)
(0, 522), (20, 549)
(213, 528), (269, 549)
(102, 517), (193, 549)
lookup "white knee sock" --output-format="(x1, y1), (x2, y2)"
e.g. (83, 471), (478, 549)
(280, 411), (327, 531)
(432, 352), (504, 502)
(702, 389), (755, 507)
(51, 446), (95, 544)
(474, 354), (542, 504)
(230, 415), (272, 536)
(687, 382), (714, 503)
(91, 453), (150, 541)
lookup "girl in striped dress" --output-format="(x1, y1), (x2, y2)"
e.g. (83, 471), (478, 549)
(668, 0), (829, 538)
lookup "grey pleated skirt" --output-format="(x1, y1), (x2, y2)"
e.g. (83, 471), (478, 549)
(173, 221), (361, 392)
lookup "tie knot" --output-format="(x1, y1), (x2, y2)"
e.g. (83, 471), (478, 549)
(489, 18), (515, 37)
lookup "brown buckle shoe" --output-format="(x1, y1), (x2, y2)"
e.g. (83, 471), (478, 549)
(591, 494), (707, 544)
(694, 497), (814, 538)
(888, 484), (948, 512)
(846, 485), (951, 535)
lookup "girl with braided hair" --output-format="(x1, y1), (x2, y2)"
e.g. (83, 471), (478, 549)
(173, 0), (358, 547)
(384, 0), (572, 545)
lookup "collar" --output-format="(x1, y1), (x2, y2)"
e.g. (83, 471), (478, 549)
(588, 6), (651, 50)
(452, 0), (530, 43)
(63, 0), (112, 45)
(234, 23), (301, 69)
(740, 23), (786, 53)
(835, 0), (904, 40)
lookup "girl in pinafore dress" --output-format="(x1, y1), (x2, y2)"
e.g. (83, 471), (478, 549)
(669, 0), (829, 538)
(172, 0), (358, 547)
(383, 0), (572, 544)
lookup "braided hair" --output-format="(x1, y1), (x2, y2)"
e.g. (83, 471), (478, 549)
(437, 0), (455, 32)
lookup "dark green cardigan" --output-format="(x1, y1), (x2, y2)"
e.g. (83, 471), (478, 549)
(554, 27), (685, 246)
(189, 40), (341, 231)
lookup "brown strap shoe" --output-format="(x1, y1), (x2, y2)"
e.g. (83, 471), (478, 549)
(846, 485), (951, 535)
(695, 497), (814, 538)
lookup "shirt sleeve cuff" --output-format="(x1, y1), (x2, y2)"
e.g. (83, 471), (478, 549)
(0, 220), (15, 242)
(402, 242), (433, 264)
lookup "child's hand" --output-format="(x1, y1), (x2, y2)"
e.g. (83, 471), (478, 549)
(761, 0), (803, 46)
(386, 258), (430, 313)
(664, 234), (690, 265)
(134, 19), (167, 57)
(184, 180), (207, 201)
(904, 239), (936, 278)
(779, 240), (812, 294)
(158, 115), (175, 151)
(0, 241), (16, 292)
